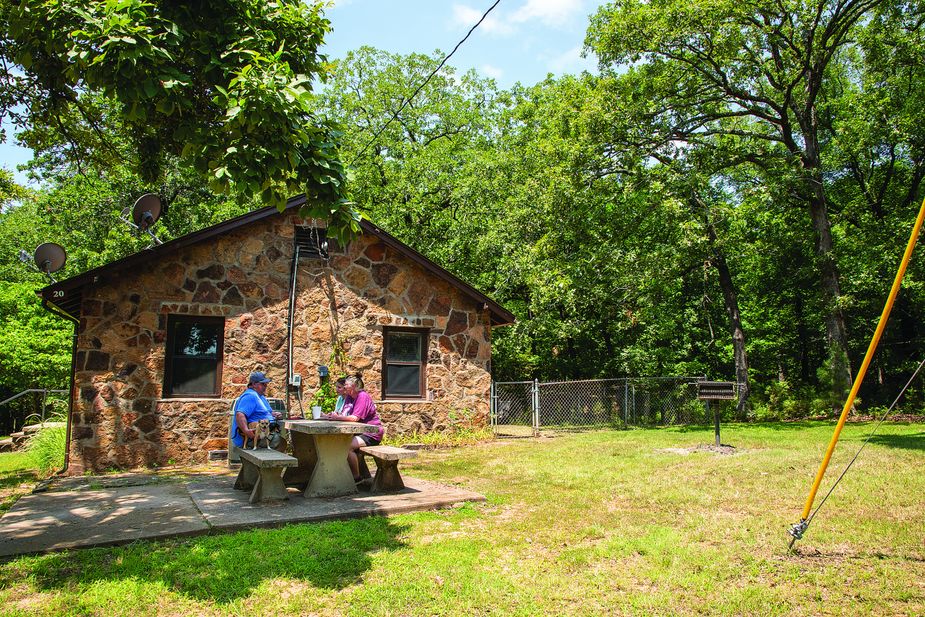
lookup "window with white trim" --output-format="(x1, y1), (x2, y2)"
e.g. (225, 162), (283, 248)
(382, 327), (428, 398)
(163, 315), (224, 397)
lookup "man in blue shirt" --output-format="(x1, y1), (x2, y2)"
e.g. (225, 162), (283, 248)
(232, 371), (284, 449)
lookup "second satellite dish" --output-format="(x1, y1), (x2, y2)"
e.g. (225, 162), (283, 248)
(120, 193), (164, 246)
(34, 242), (67, 274)
(132, 193), (162, 231)
(26, 242), (67, 283)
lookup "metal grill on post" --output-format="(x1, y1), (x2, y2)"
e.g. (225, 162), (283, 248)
(697, 381), (736, 446)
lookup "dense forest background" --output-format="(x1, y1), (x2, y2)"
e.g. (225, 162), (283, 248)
(3, 0), (925, 420)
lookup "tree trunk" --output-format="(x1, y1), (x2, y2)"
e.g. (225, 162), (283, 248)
(800, 96), (853, 402)
(705, 225), (751, 419)
(807, 189), (852, 401)
(697, 194), (751, 418)
(795, 294), (811, 382)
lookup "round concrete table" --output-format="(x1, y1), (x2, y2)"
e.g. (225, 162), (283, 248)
(282, 420), (378, 498)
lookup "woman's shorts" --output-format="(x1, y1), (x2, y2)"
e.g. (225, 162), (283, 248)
(357, 434), (380, 447)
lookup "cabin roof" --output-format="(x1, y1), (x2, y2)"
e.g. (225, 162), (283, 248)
(38, 195), (516, 326)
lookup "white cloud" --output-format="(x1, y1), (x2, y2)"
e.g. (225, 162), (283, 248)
(451, 0), (594, 39)
(481, 64), (504, 79)
(452, 4), (515, 35)
(547, 43), (595, 75)
(512, 0), (585, 25)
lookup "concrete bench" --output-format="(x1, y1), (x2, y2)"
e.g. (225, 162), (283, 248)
(358, 445), (417, 492)
(234, 448), (298, 504)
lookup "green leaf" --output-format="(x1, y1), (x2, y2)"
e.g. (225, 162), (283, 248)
(155, 98), (174, 114)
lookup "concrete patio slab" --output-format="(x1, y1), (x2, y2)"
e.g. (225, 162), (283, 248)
(188, 475), (485, 531)
(0, 471), (485, 559)
(0, 483), (209, 558)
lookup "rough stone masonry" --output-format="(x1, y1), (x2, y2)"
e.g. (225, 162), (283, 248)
(68, 212), (494, 473)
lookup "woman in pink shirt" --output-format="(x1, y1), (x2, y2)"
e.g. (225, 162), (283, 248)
(323, 374), (383, 483)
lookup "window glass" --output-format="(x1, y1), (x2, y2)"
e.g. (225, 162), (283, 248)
(385, 365), (421, 396)
(383, 328), (427, 398)
(387, 332), (421, 362)
(171, 359), (217, 395)
(173, 322), (220, 357)
(165, 316), (224, 397)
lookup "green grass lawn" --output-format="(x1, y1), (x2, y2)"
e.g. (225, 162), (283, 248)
(0, 421), (923, 615)
(0, 451), (40, 516)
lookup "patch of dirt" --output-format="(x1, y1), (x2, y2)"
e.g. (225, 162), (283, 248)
(788, 544), (925, 563)
(0, 484), (35, 516)
(10, 586), (46, 612)
(0, 469), (41, 514)
(660, 444), (739, 456)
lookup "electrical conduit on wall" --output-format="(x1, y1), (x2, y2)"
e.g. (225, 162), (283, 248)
(286, 243), (300, 415)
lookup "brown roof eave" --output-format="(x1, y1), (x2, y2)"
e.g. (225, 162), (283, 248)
(38, 202), (289, 303)
(38, 195), (516, 326)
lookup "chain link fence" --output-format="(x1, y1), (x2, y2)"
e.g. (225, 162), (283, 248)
(491, 377), (714, 435)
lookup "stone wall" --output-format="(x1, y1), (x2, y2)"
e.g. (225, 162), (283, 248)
(67, 212), (493, 473)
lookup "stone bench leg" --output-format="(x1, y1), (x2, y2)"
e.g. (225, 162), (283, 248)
(249, 467), (290, 503)
(235, 460), (290, 503)
(234, 459), (258, 491)
(370, 458), (405, 492)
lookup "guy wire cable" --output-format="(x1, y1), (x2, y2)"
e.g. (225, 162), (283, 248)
(348, 0), (502, 166)
(788, 194), (925, 549)
(792, 355), (925, 549)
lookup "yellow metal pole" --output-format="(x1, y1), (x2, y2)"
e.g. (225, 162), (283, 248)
(793, 195), (925, 539)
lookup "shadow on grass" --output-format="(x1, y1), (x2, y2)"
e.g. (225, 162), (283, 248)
(866, 432), (925, 451)
(659, 421), (828, 433)
(0, 469), (38, 491)
(792, 545), (925, 562)
(665, 420), (925, 434)
(6, 516), (409, 604)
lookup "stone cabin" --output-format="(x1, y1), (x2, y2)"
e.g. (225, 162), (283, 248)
(39, 197), (515, 474)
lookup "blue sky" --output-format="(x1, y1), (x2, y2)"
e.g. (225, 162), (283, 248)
(325, 0), (605, 87)
(0, 0), (607, 185)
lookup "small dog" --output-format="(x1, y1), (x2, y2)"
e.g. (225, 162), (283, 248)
(244, 419), (272, 450)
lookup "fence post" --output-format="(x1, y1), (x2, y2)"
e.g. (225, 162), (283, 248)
(533, 378), (540, 437)
(489, 381), (496, 429)
(623, 380), (629, 426)
(708, 400), (721, 446)
(631, 382), (636, 424)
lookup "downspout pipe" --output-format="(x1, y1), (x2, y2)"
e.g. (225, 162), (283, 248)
(286, 244), (301, 416)
(41, 300), (78, 476)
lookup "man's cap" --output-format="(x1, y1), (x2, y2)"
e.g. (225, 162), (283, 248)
(248, 371), (272, 384)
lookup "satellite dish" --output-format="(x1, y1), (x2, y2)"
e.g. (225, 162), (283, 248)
(34, 242), (67, 274)
(121, 193), (164, 246)
(131, 193), (162, 231)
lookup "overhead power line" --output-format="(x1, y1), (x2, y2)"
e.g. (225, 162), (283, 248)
(348, 0), (503, 166)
